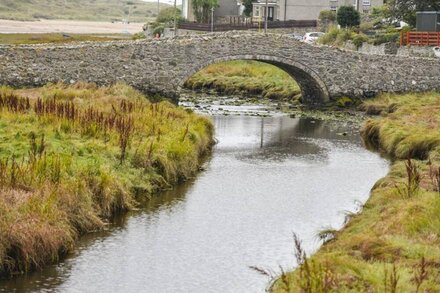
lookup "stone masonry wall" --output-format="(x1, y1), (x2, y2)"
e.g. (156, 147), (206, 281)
(0, 32), (439, 105)
(345, 41), (438, 58)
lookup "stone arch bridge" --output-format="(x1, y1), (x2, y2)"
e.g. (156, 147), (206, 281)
(0, 32), (439, 105)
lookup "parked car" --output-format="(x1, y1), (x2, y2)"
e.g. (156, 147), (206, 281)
(392, 20), (409, 30)
(303, 32), (325, 44)
(287, 32), (304, 41)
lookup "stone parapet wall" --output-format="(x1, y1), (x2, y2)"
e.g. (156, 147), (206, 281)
(345, 41), (438, 58)
(0, 32), (439, 105)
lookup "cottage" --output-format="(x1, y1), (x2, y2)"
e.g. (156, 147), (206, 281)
(251, 0), (383, 22)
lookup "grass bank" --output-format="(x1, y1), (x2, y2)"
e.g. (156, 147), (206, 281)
(0, 33), (131, 45)
(0, 83), (213, 277)
(184, 60), (301, 101)
(272, 92), (440, 292)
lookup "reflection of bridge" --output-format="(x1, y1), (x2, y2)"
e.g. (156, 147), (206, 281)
(1, 32), (439, 105)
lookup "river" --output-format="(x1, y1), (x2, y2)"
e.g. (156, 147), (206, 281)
(0, 104), (389, 292)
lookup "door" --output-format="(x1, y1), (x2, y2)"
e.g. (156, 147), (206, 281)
(268, 7), (274, 21)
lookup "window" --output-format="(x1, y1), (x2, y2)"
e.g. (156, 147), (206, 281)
(329, 0), (337, 11)
(254, 6), (260, 17)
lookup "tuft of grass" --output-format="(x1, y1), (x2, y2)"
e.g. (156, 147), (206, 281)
(0, 83), (213, 277)
(272, 92), (440, 292)
(318, 26), (358, 47)
(316, 227), (338, 244)
(184, 60), (301, 101)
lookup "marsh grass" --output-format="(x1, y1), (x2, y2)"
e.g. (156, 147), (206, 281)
(184, 60), (301, 101)
(272, 92), (440, 292)
(316, 227), (338, 244)
(0, 83), (213, 277)
(251, 233), (340, 292)
(395, 158), (421, 199)
(428, 161), (440, 194)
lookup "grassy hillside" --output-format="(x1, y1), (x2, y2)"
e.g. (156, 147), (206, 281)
(0, 0), (170, 22)
(0, 83), (213, 276)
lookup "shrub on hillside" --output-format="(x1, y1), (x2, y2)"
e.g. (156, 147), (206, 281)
(352, 33), (369, 48)
(156, 7), (183, 23)
(319, 10), (336, 30)
(318, 26), (355, 47)
(337, 6), (360, 28)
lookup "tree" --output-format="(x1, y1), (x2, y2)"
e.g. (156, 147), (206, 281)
(156, 7), (182, 23)
(387, 0), (440, 27)
(319, 10), (337, 30)
(337, 6), (360, 28)
(192, 0), (218, 23)
(242, 0), (253, 17)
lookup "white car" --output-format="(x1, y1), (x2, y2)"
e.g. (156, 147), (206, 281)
(303, 32), (325, 44)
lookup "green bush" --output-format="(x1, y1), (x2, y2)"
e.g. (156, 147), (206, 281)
(352, 33), (368, 48)
(319, 10), (336, 29)
(318, 26), (356, 47)
(152, 25), (165, 36)
(336, 96), (353, 108)
(156, 7), (182, 23)
(372, 32), (400, 45)
(359, 21), (374, 33)
(132, 32), (146, 40)
(145, 21), (165, 36)
(337, 6), (360, 28)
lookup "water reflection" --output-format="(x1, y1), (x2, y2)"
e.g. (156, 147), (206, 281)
(0, 116), (389, 293)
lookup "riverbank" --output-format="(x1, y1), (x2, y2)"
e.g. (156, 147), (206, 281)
(184, 60), (301, 101)
(272, 92), (440, 292)
(0, 33), (132, 45)
(0, 20), (146, 34)
(0, 83), (213, 277)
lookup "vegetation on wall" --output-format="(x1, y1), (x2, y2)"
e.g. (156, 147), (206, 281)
(0, 83), (213, 277)
(318, 26), (368, 48)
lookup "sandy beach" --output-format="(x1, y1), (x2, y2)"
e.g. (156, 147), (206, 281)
(0, 19), (144, 34)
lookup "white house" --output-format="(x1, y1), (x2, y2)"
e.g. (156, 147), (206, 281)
(252, 0), (383, 22)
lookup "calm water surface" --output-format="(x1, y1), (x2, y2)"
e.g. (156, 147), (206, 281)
(0, 115), (389, 293)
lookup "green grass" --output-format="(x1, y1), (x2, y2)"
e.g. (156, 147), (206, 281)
(184, 60), (301, 101)
(0, 33), (135, 45)
(272, 92), (440, 292)
(0, 0), (170, 22)
(0, 83), (213, 276)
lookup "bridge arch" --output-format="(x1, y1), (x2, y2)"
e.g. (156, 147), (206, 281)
(178, 55), (330, 105)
